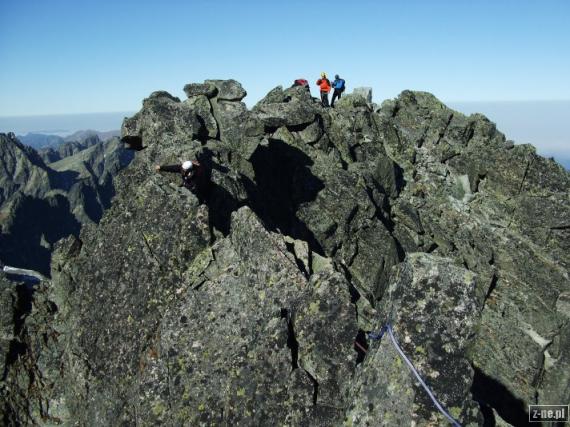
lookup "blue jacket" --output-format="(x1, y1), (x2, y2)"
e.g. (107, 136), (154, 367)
(333, 78), (345, 90)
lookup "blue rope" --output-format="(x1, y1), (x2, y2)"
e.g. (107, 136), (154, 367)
(368, 323), (462, 427)
(367, 325), (386, 341)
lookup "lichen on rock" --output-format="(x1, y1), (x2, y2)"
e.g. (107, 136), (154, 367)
(1, 80), (568, 426)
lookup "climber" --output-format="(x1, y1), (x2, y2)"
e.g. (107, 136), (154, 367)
(331, 74), (346, 107)
(292, 78), (311, 92)
(155, 160), (209, 201)
(316, 72), (331, 107)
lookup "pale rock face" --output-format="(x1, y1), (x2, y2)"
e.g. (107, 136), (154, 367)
(352, 86), (373, 103)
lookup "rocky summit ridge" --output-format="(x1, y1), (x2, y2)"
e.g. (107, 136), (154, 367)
(1, 80), (568, 426)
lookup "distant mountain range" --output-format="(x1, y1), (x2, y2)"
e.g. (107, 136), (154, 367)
(17, 129), (120, 150)
(0, 111), (133, 137)
(0, 131), (132, 275)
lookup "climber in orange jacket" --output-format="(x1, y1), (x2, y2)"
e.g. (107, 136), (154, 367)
(316, 72), (331, 107)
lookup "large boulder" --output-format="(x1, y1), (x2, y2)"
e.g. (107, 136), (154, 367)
(346, 253), (484, 426)
(205, 79), (247, 101)
(183, 82), (218, 99)
(131, 207), (359, 425)
(252, 99), (318, 128)
(352, 87), (373, 103)
(184, 95), (219, 139)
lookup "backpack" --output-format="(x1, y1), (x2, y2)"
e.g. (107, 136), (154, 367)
(294, 79), (309, 87)
(335, 79), (345, 91)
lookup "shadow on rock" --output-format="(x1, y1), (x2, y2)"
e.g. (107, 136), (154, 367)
(243, 139), (325, 254)
(196, 148), (241, 238)
(471, 366), (529, 426)
(205, 182), (241, 238)
(0, 195), (81, 276)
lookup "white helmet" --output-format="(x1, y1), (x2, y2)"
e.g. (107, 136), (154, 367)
(182, 160), (193, 171)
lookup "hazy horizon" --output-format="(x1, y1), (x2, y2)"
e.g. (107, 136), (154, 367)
(1, 98), (568, 170)
(1, 0), (568, 166)
(1, 1), (569, 116)
(0, 111), (134, 137)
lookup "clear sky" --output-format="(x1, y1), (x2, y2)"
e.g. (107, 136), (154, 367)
(0, 0), (569, 116)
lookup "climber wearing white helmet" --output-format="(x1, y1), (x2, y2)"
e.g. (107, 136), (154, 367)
(155, 159), (208, 200)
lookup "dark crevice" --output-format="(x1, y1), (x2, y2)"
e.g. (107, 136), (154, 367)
(354, 330), (368, 365)
(195, 115), (210, 144)
(464, 122), (476, 145)
(264, 125), (279, 134)
(347, 280), (361, 305)
(477, 399), (497, 427)
(191, 279), (207, 291)
(435, 113), (454, 146)
(484, 273), (498, 302)
(303, 369), (319, 405)
(364, 186), (395, 232)
(346, 205), (359, 227)
(284, 241), (310, 280)
(337, 263), (359, 303)
(346, 242), (359, 268)
(516, 157), (534, 196)
(549, 224), (570, 230)
(348, 144), (359, 162)
(416, 127), (429, 148)
(507, 159), (534, 228)
(425, 242), (438, 253)
(394, 236), (406, 263)
(531, 351), (547, 389)
(280, 309), (299, 370)
(286, 121), (312, 133)
(337, 262), (364, 327)
(471, 366), (529, 427)
(307, 248), (314, 276)
(391, 103), (400, 118)
(442, 152), (461, 164)
(474, 173), (487, 193)
(121, 135), (144, 151)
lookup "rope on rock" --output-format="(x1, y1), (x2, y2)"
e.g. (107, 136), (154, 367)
(367, 323), (463, 427)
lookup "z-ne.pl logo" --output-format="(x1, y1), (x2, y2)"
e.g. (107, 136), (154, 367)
(529, 405), (569, 423)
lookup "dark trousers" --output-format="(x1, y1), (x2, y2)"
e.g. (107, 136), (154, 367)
(321, 91), (330, 107)
(331, 89), (342, 107)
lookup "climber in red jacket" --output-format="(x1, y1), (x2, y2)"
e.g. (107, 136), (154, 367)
(316, 72), (331, 107)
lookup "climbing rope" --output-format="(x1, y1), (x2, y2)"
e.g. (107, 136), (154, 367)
(366, 323), (463, 427)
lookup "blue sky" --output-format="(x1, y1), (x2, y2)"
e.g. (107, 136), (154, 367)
(1, 0), (569, 116)
(1, 0), (568, 167)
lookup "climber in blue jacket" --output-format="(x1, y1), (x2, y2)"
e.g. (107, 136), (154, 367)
(331, 75), (346, 108)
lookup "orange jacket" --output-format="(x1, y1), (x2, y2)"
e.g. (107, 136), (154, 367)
(316, 78), (331, 93)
